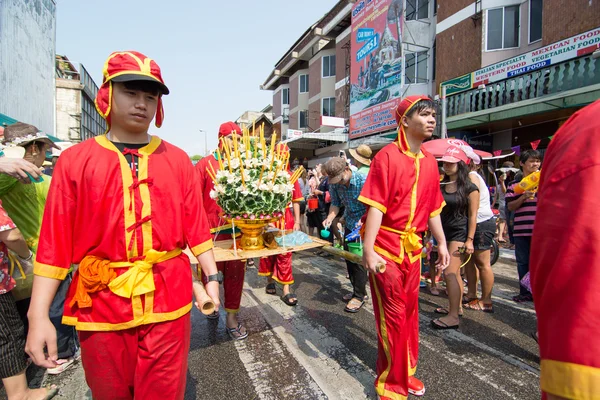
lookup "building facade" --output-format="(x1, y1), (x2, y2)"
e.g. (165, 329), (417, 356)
(261, 0), (439, 164)
(0, 0), (56, 134)
(437, 0), (600, 152)
(55, 55), (106, 142)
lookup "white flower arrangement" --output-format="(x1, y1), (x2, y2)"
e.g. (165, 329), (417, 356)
(204, 129), (303, 220)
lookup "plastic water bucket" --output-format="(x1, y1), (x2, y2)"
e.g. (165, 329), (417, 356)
(321, 229), (330, 238)
(307, 198), (319, 210)
(347, 243), (363, 256)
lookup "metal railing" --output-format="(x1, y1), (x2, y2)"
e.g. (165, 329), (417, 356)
(446, 54), (600, 118)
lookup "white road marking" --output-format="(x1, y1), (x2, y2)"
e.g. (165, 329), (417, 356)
(241, 277), (377, 400)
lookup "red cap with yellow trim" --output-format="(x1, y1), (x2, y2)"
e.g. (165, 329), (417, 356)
(394, 95), (433, 153)
(95, 51), (169, 131)
(218, 122), (242, 138)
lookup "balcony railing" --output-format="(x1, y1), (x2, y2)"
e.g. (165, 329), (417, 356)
(446, 54), (600, 118)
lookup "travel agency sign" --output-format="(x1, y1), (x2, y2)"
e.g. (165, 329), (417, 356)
(441, 26), (600, 96)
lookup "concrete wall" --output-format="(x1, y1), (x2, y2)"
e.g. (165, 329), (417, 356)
(289, 69), (309, 129)
(272, 89), (282, 119)
(0, 0), (56, 133)
(542, 0), (600, 45)
(55, 79), (82, 142)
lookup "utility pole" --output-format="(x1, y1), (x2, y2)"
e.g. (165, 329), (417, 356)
(199, 129), (207, 155)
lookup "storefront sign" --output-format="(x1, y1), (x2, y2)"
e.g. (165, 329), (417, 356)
(441, 26), (600, 96)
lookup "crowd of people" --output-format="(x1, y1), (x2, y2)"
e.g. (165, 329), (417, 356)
(0, 49), (596, 400)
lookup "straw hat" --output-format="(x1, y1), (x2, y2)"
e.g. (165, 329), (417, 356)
(349, 144), (373, 166)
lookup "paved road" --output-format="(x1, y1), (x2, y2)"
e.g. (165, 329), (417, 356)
(10, 250), (540, 400)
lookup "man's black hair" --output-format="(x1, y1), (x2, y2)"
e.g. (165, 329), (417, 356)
(121, 80), (161, 96)
(519, 149), (541, 164)
(405, 98), (437, 118)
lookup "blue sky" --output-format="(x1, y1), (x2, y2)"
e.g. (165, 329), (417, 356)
(56, 0), (334, 155)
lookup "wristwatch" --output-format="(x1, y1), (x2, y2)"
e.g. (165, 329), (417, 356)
(206, 271), (223, 284)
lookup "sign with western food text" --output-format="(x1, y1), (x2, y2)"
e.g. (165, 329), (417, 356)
(441, 26), (600, 96)
(286, 129), (303, 140)
(350, 0), (403, 139)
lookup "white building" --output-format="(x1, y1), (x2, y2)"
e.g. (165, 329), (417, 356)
(0, 0), (56, 134)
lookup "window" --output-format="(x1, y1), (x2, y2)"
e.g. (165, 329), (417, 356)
(299, 110), (309, 129)
(487, 6), (520, 51)
(299, 74), (309, 93)
(322, 97), (336, 117)
(529, 0), (542, 43)
(282, 88), (289, 105)
(433, 0), (437, 16)
(406, 0), (429, 21)
(322, 55), (336, 78)
(405, 51), (428, 84)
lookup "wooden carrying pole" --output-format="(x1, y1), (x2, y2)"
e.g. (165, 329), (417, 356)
(319, 246), (386, 273)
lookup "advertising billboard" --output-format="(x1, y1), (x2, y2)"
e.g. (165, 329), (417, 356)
(349, 0), (403, 139)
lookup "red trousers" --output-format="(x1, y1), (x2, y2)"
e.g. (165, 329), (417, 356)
(78, 315), (191, 400)
(258, 209), (295, 285)
(258, 252), (294, 285)
(369, 253), (421, 400)
(203, 259), (246, 313)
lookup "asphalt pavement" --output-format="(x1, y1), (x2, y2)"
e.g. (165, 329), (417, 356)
(7, 248), (540, 400)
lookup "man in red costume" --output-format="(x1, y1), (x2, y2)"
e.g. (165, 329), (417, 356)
(195, 121), (248, 340)
(25, 51), (220, 400)
(530, 99), (600, 400)
(258, 143), (304, 306)
(359, 96), (450, 399)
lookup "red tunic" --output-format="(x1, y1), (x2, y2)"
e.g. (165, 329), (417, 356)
(530, 99), (600, 398)
(358, 142), (445, 263)
(196, 153), (228, 232)
(34, 135), (213, 331)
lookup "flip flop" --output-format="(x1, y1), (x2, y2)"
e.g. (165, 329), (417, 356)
(43, 385), (59, 400)
(434, 307), (463, 317)
(265, 282), (277, 295)
(464, 299), (494, 313)
(344, 298), (365, 313)
(226, 323), (249, 341)
(431, 318), (459, 330)
(343, 293), (368, 301)
(462, 296), (477, 304)
(281, 293), (298, 306)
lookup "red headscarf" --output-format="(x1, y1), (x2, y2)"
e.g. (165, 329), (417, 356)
(95, 51), (169, 132)
(394, 95), (432, 153)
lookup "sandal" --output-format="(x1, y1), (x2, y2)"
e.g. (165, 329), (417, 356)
(431, 318), (459, 330)
(206, 311), (219, 320)
(343, 293), (368, 301)
(265, 282), (277, 295)
(434, 307), (463, 317)
(226, 323), (249, 341)
(281, 293), (298, 306)
(462, 296), (477, 304)
(429, 287), (440, 296)
(464, 299), (494, 313)
(344, 298), (365, 313)
(529, 331), (539, 344)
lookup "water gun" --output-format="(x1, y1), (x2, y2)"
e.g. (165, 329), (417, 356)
(514, 170), (541, 194)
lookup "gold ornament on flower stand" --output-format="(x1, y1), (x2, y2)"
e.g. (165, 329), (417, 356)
(206, 124), (304, 251)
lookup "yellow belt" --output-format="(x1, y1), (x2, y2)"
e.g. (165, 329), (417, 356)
(107, 248), (182, 299)
(380, 225), (422, 263)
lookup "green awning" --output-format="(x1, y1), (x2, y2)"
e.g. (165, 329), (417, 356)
(0, 113), (18, 127)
